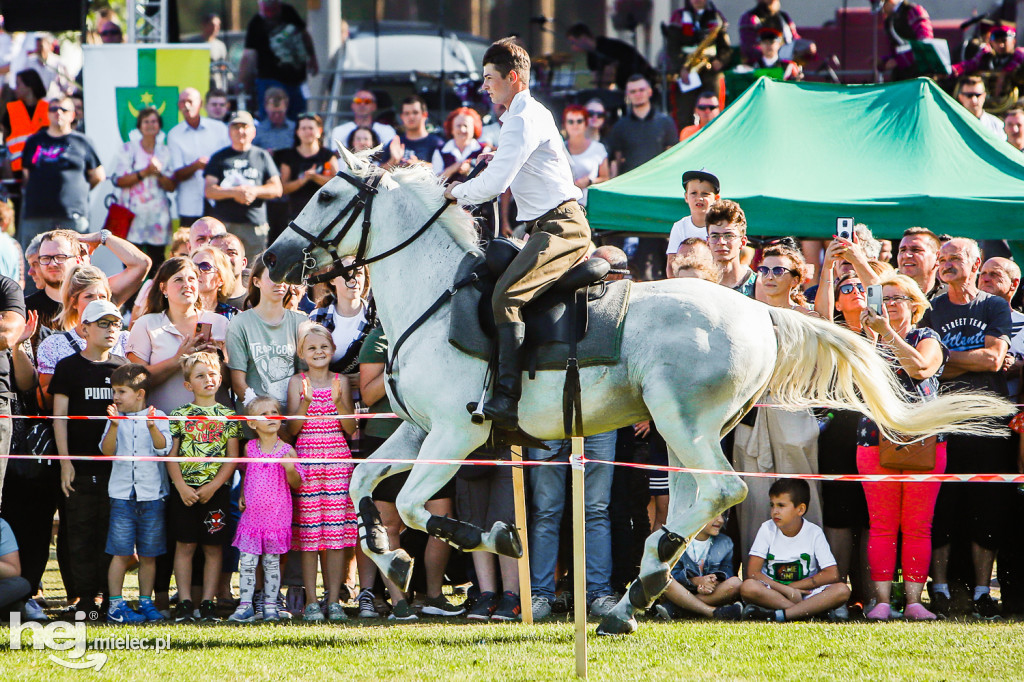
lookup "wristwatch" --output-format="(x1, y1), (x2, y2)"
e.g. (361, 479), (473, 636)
(100, 229), (111, 245)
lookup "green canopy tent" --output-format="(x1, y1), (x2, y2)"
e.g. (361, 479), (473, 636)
(586, 77), (1024, 241)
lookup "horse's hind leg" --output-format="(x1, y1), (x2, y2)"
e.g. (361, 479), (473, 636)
(350, 421), (426, 592)
(395, 427), (523, 558)
(597, 419), (747, 635)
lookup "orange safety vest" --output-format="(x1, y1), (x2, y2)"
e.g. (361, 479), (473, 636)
(7, 99), (49, 172)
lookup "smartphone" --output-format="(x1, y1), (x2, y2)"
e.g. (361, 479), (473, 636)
(195, 322), (213, 345)
(836, 217), (855, 241)
(866, 284), (883, 315)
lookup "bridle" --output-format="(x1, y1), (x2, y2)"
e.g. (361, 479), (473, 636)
(284, 166), (454, 286)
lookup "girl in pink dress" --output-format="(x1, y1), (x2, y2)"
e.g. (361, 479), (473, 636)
(228, 396), (303, 623)
(286, 323), (358, 622)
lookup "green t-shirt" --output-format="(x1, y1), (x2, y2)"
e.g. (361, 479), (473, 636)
(225, 308), (307, 404)
(356, 325), (401, 439)
(169, 403), (242, 486)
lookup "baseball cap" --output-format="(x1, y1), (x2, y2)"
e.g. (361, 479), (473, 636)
(228, 110), (256, 127)
(681, 168), (720, 193)
(81, 300), (122, 324)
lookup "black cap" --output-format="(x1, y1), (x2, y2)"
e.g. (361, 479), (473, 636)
(681, 169), (720, 193)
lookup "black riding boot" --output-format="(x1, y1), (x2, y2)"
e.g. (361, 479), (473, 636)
(483, 322), (525, 430)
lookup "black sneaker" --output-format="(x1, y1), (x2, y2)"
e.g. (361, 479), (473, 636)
(713, 602), (743, 621)
(930, 592), (951, 619)
(972, 593), (1002, 620)
(174, 599), (196, 623)
(466, 591), (499, 621)
(199, 599), (219, 623)
(742, 604), (777, 621)
(490, 592), (521, 622)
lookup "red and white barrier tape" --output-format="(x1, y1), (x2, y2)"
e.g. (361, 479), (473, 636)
(3, 452), (1022, 482)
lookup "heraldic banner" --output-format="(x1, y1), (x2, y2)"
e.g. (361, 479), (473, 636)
(82, 44), (211, 166)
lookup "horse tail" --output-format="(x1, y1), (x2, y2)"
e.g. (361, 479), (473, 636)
(766, 307), (1015, 439)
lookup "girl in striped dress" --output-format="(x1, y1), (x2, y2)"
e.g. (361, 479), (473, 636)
(286, 323), (358, 622)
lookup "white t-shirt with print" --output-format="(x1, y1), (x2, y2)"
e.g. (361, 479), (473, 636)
(666, 216), (707, 254)
(749, 518), (836, 584)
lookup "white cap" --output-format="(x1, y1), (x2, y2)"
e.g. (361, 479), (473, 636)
(81, 300), (122, 324)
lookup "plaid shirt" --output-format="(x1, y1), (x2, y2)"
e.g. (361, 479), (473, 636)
(307, 298), (375, 374)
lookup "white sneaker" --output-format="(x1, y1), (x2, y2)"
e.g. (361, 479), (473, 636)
(531, 595), (552, 620)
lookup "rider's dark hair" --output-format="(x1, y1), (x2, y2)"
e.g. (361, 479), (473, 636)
(769, 478), (810, 509)
(482, 37), (531, 84)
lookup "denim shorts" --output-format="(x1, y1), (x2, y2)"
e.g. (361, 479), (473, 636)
(106, 497), (167, 557)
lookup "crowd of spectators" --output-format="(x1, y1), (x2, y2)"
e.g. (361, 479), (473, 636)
(0, 1), (1024, 628)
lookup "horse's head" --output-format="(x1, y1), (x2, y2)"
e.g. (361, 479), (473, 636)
(263, 146), (384, 284)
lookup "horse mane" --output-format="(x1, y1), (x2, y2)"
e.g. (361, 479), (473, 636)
(350, 150), (482, 254)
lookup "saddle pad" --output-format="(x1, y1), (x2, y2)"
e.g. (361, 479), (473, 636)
(448, 251), (631, 371)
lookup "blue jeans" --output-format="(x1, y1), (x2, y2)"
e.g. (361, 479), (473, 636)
(527, 430), (616, 601)
(254, 78), (306, 120)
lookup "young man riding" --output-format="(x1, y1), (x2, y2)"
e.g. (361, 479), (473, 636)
(444, 38), (589, 431)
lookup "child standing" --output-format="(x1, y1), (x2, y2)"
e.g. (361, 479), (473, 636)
(286, 323), (357, 622)
(740, 478), (851, 621)
(101, 364), (172, 624)
(166, 351), (241, 623)
(228, 397), (304, 623)
(52, 300), (128, 621)
(657, 513), (743, 620)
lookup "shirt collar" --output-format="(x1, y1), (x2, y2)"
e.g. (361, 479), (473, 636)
(441, 137), (482, 155)
(502, 89), (531, 121)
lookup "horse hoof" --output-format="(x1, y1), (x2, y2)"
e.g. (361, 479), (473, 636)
(490, 521), (523, 559)
(384, 549), (414, 593)
(596, 614), (638, 636)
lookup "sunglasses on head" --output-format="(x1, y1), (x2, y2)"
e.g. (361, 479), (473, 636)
(757, 265), (797, 278)
(838, 282), (865, 295)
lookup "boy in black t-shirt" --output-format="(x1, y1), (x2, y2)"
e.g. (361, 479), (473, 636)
(52, 300), (127, 621)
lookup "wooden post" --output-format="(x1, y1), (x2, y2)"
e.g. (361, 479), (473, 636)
(510, 445), (533, 624)
(571, 437), (587, 680)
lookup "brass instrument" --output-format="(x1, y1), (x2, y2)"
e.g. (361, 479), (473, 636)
(684, 24), (722, 72)
(980, 70), (1020, 114)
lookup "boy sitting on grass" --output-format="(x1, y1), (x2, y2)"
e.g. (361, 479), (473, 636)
(102, 364), (172, 624)
(166, 351), (240, 624)
(740, 478), (851, 621)
(656, 512), (743, 620)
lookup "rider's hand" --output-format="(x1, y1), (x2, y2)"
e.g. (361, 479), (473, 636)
(444, 181), (462, 201)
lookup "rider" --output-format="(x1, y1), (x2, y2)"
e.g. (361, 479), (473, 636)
(952, 23), (1024, 78)
(444, 38), (588, 431)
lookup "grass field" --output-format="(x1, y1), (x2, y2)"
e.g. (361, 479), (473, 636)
(3, 616), (1024, 680)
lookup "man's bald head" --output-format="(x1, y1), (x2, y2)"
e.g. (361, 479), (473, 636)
(189, 217), (227, 251)
(979, 256), (1021, 303)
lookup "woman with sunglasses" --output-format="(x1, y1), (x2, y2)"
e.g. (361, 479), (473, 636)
(754, 243), (815, 313)
(562, 104), (609, 205)
(856, 273), (947, 621)
(191, 245), (239, 320)
(278, 113), (337, 226)
(583, 98), (608, 141)
(813, 234), (881, 323)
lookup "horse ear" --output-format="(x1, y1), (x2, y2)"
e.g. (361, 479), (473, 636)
(337, 144), (359, 171)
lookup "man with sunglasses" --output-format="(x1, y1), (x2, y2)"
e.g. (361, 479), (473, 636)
(956, 75), (1006, 140)
(19, 95), (105, 251)
(679, 92), (720, 142)
(328, 89), (396, 153)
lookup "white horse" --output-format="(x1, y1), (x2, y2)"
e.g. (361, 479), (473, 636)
(263, 149), (1013, 634)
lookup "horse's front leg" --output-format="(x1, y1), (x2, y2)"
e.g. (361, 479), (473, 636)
(395, 426), (523, 558)
(350, 421), (426, 592)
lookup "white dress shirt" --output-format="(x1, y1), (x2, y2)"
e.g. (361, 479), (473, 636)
(168, 117), (230, 217)
(452, 89), (581, 221)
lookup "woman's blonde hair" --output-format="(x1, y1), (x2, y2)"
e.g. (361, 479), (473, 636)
(56, 264), (112, 331)
(297, 321), (336, 352)
(247, 395), (282, 416)
(878, 272), (931, 325)
(191, 245), (236, 302)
